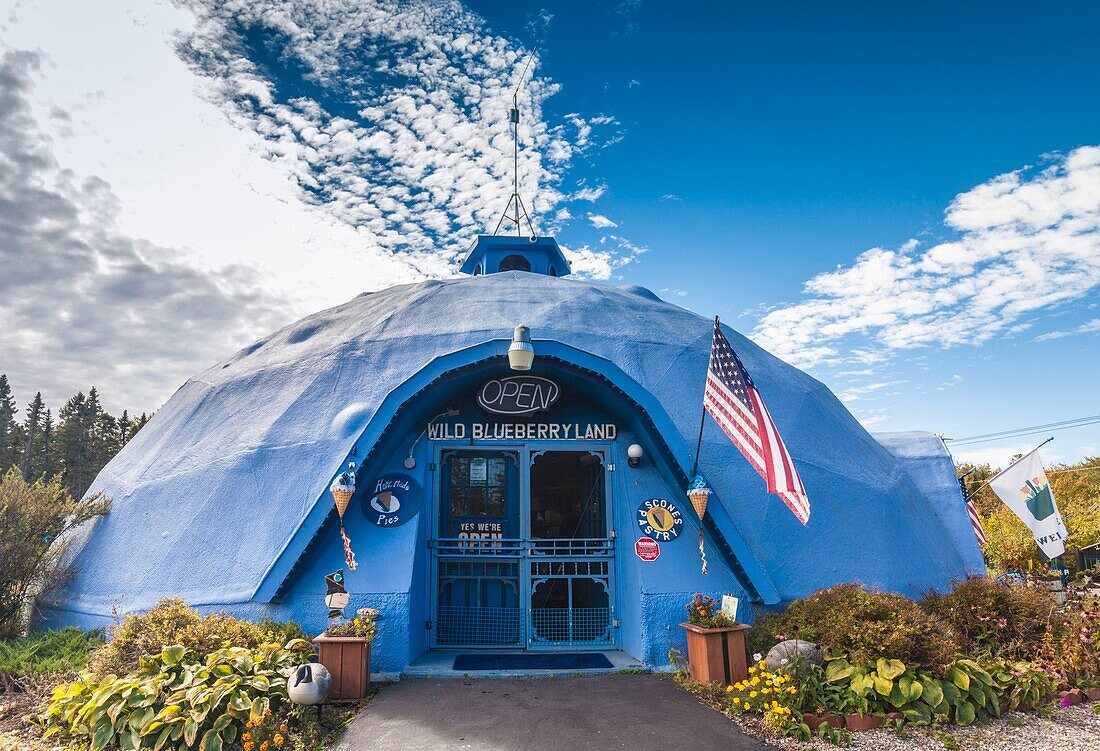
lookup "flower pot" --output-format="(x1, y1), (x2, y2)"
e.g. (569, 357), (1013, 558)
(804, 713), (844, 731)
(844, 714), (883, 732)
(313, 634), (372, 700)
(1086, 688), (1100, 702)
(679, 622), (750, 685)
(886, 712), (904, 722)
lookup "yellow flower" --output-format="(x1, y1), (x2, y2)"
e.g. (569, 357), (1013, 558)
(749, 691), (757, 698)
(273, 735), (284, 748)
(244, 744), (254, 751)
(748, 666), (757, 674)
(751, 677), (760, 686)
(243, 733), (252, 742)
(788, 687), (797, 694)
(726, 685), (734, 693)
(260, 743), (270, 751)
(761, 688), (770, 695)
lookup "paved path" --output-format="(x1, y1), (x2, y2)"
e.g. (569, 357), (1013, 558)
(336, 674), (769, 751)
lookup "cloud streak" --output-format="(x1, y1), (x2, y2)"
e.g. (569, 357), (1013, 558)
(752, 146), (1100, 368)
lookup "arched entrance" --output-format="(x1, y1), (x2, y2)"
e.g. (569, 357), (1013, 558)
(428, 385), (619, 650)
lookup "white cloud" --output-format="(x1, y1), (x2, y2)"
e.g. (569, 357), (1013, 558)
(752, 147), (1100, 369)
(0, 49), (284, 414)
(587, 212), (618, 228)
(1034, 318), (1100, 342)
(173, 0), (630, 278)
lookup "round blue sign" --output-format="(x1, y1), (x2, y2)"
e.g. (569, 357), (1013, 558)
(363, 473), (422, 527)
(636, 498), (684, 542)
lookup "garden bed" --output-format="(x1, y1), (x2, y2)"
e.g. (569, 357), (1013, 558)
(680, 674), (1100, 750)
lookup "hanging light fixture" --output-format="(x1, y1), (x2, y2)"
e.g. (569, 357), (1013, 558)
(507, 324), (534, 371)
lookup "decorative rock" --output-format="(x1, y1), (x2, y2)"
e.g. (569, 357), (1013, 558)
(765, 639), (824, 673)
(1086, 687), (1100, 702)
(287, 663), (332, 706)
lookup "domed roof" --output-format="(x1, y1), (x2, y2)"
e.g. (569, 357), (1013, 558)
(49, 271), (982, 617)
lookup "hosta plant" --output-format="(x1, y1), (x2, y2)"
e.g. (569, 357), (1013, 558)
(40, 639), (311, 751)
(985, 659), (1055, 711)
(824, 655), (1007, 726)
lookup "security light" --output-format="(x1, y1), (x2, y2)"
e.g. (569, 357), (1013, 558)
(627, 443), (644, 468)
(507, 324), (535, 371)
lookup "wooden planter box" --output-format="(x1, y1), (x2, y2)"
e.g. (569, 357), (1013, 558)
(313, 634), (372, 700)
(679, 622), (750, 685)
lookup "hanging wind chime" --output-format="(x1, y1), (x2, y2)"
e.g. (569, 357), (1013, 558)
(329, 462), (358, 570)
(687, 474), (711, 575)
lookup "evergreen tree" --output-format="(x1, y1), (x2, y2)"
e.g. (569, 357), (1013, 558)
(0, 375), (19, 473)
(20, 392), (47, 481)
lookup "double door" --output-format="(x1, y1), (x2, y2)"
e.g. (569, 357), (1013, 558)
(431, 446), (616, 649)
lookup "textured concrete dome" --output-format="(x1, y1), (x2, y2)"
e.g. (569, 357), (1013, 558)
(42, 271), (983, 632)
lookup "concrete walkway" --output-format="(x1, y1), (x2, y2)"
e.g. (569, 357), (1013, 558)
(336, 674), (770, 751)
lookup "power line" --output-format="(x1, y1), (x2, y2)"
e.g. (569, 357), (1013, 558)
(946, 414), (1100, 447)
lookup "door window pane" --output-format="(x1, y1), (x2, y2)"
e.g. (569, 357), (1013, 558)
(529, 451), (605, 539)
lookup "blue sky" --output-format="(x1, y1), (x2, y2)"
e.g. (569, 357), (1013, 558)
(1, 0), (1097, 467)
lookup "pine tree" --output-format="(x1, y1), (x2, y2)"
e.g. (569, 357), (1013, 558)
(0, 375), (19, 473)
(20, 392), (47, 481)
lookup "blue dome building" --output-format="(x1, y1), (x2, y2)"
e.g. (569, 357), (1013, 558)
(39, 234), (983, 675)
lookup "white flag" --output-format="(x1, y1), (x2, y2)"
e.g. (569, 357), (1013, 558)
(988, 450), (1066, 560)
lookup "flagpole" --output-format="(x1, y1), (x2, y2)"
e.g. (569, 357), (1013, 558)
(691, 316), (719, 478)
(966, 436), (1054, 497)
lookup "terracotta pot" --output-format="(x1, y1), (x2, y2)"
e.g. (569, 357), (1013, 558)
(679, 623), (750, 685)
(313, 633), (372, 700)
(804, 713), (844, 731)
(844, 714), (884, 732)
(1086, 688), (1100, 702)
(886, 712), (904, 722)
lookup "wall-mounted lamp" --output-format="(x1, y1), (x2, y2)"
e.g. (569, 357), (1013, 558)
(627, 443), (644, 468)
(507, 324), (535, 371)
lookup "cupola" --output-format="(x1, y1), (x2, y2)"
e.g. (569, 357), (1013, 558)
(460, 234), (571, 277)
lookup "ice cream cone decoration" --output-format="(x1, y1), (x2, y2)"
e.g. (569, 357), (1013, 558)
(688, 474), (711, 575)
(330, 462), (358, 570)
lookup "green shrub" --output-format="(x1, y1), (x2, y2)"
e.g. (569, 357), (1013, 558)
(0, 469), (109, 637)
(1040, 597), (1100, 688)
(41, 639), (311, 751)
(0, 628), (102, 681)
(922, 578), (1055, 658)
(90, 598), (305, 678)
(748, 584), (962, 671)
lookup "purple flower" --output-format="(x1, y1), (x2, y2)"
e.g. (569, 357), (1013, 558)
(1061, 697), (1073, 708)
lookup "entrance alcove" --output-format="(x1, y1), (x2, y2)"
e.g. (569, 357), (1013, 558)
(277, 350), (756, 671)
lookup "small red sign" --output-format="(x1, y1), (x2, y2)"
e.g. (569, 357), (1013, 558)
(635, 537), (660, 562)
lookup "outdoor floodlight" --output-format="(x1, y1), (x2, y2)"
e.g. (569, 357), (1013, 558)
(508, 324), (535, 371)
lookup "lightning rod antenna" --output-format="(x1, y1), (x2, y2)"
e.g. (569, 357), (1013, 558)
(493, 52), (538, 239)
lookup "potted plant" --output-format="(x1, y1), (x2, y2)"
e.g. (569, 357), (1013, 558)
(314, 608), (377, 700)
(679, 594), (750, 685)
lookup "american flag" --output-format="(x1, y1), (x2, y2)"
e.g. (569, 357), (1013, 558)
(703, 318), (811, 525)
(959, 477), (988, 546)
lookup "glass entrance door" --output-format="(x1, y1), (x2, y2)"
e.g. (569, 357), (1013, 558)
(528, 451), (615, 648)
(431, 446), (616, 650)
(434, 450), (522, 647)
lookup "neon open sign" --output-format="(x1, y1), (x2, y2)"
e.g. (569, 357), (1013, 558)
(477, 375), (560, 415)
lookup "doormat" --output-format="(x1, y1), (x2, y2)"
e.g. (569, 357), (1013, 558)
(452, 652), (614, 671)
